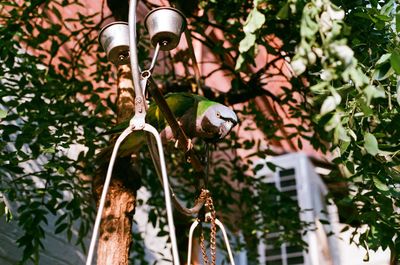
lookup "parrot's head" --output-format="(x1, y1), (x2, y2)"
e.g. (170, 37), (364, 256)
(198, 102), (238, 141)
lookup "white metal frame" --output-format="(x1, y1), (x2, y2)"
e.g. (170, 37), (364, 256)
(85, 1), (181, 264)
(187, 218), (236, 265)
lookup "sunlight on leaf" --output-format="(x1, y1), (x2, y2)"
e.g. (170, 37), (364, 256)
(375, 53), (391, 66)
(320, 93), (341, 115)
(243, 8), (265, 33)
(397, 78), (400, 106)
(0, 109), (7, 119)
(364, 133), (379, 156)
(390, 52), (400, 74)
(239, 33), (256, 53)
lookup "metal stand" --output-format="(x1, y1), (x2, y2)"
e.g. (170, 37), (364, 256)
(85, 0), (181, 264)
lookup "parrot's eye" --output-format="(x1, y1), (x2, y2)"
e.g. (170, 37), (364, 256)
(216, 112), (221, 118)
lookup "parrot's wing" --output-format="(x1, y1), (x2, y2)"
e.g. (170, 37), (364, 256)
(146, 92), (203, 130)
(96, 92), (209, 165)
(95, 130), (146, 166)
(103, 93), (206, 134)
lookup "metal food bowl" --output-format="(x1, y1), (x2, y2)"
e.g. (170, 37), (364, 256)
(144, 7), (186, 51)
(99, 22), (130, 65)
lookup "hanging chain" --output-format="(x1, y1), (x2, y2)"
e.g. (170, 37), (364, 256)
(198, 144), (217, 265)
(199, 194), (217, 265)
(199, 225), (209, 265)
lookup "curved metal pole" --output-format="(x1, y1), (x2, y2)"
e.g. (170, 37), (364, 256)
(128, 0), (147, 133)
(86, 127), (133, 265)
(215, 218), (236, 265)
(186, 218), (236, 265)
(144, 123), (180, 265)
(187, 220), (200, 265)
(128, 0), (143, 99)
(148, 43), (161, 73)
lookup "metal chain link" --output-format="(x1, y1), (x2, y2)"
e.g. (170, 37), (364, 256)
(199, 193), (217, 265)
(200, 225), (209, 265)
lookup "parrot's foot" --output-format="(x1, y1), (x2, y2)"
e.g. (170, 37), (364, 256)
(174, 139), (193, 151)
(187, 139), (193, 150)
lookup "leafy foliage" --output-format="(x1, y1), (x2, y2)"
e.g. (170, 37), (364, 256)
(1, 0), (400, 264)
(287, 0), (400, 259)
(0, 0), (113, 262)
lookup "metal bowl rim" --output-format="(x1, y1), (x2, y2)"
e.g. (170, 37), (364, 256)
(98, 21), (129, 45)
(144, 7), (187, 31)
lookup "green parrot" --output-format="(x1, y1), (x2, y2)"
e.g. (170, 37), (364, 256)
(97, 92), (238, 162)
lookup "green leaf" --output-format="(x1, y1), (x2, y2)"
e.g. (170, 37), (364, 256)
(1, 2), (18, 6)
(55, 213), (68, 226)
(243, 8), (265, 33)
(310, 81), (329, 93)
(397, 78), (400, 106)
(380, 0), (395, 16)
(373, 177), (389, 191)
(55, 223), (68, 234)
(266, 162), (277, 172)
(391, 52), (400, 74)
(301, 10), (319, 37)
(346, 161), (355, 174)
(0, 109), (6, 119)
(375, 53), (391, 66)
(372, 63), (394, 81)
(335, 124), (350, 142)
(348, 68), (369, 88)
(0, 200), (5, 217)
(396, 13), (400, 33)
(51, 6), (63, 21)
(277, 3), (289, 20)
(235, 54), (245, 70)
(364, 133), (379, 156)
(357, 99), (373, 116)
(320, 93), (341, 115)
(340, 141), (350, 154)
(238, 33), (256, 53)
(254, 163), (264, 172)
(42, 146), (56, 154)
(364, 85), (385, 105)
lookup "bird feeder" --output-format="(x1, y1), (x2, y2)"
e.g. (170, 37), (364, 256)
(98, 22), (130, 65)
(144, 7), (186, 51)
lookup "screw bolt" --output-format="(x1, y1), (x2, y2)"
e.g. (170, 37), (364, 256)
(161, 40), (168, 47)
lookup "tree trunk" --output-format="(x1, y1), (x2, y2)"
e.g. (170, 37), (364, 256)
(390, 247), (399, 265)
(94, 65), (139, 265)
(94, 175), (136, 264)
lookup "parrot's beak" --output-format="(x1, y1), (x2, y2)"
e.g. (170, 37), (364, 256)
(225, 120), (234, 131)
(219, 120), (236, 139)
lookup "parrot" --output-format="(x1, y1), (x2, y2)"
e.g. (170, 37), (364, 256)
(97, 92), (238, 162)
